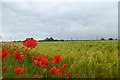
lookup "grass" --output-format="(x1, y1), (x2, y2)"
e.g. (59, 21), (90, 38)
(2, 40), (118, 78)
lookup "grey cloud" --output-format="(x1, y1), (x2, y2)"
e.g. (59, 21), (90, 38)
(2, 2), (118, 41)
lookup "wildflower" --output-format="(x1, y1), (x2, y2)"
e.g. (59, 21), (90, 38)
(34, 75), (40, 78)
(13, 52), (24, 63)
(14, 68), (25, 75)
(69, 71), (73, 77)
(49, 66), (57, 75)
(34, 60), (39, 65)
(36, 54), (46, 60)
(60, 64), (67, 70)
(57, 69), (63, 77)
(2, 48), (10, 60)
(64, 70), (69, 74)
(2, 68), (8, 72)
(23, 38), (37, 49)
(26, 56), (30, 58)
(38, 59), (49, 67)
(34, 59), (49, 67)
(52, 55), (62, 64)
(32, 56), (35, 61)
(49, 63), (67, 77)
(49, 66), (63, 77)
(33, 54), (49, 67)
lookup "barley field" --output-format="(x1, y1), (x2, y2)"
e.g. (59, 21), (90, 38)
(1, 40), (119, 78)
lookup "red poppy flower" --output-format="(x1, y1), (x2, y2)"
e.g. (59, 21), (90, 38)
(34, 60), (39, 65)
(69, 71), (73, 77)
(34, 75), (40, 78)
(58, 64), (67, 77)
(2, 68), (8, 72)
(34, 58), (49, 67)
(38, 59), (49, 67)
(36, 54), (46, 60)
(57, 69), (63, 77)
(13, 52), (24, 63)
(60, 64), (67, 70)
(64, 70), (69, 75)
(49, 66), (63, 77)
(49, 66), (57, 75)
(23, 38), (37, 49)
(52, 55), (62, 64)
(33, 54), (49, 67)
(14, 68), (25, 75)
(32, 56), (35, 61)
(2, 48), (10, 60)
(13, 47), (17, 50)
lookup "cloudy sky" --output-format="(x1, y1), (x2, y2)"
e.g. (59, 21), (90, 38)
(0, 0), (118, 41)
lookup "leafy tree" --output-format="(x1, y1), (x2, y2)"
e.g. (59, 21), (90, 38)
(60, 39), (64, 41)
(108, 38), (114, 40)
(50, 37), (54, 41)
(101, 37), (105, 40)
(45, 37), (50, 41)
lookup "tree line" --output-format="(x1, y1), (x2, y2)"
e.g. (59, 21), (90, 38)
(12, 37), (117, 42)
(100, 37), (117, 40)
(38, 37), (64, 42)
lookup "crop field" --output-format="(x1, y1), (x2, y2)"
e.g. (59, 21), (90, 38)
(1, 39), (119, 78)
